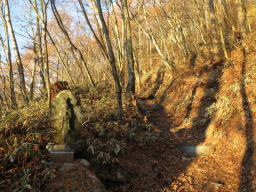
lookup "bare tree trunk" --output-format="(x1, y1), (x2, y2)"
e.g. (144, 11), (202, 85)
(147, 38), (149, 71)
(0, 62), (10, 109)
(110, 0), (125, 85)
(78, 0), (108, 59)
(129, 3), (175, 71)
(0, 1), (17, 107)
(0, 93), (3, 104)
(50, 0), (95, 87)
(193, 0), (207, 45)
(205, 0), (219, 56)
(95, 0), (123, 119)
(32, 0), (46, 92)
(236, 0), (248, 38)
(120, 0), (135, 94)
(2, 75), (9, 108)
(40, 0), (51, 108)
(154, 14), (171, 62)
(120, 17), (125, 87)
(47, 30), (75, 86)
(30, 35), (38, 100)
(137, 26), (142, 85)
(214, 1), (229, 60)
(178, 25), (189, 59)
(149, 39), (152, 69)
(4, 0), (28, 104)
(110, 0), (125, 87)
(56, 59), (59, 82)
(90, 0), (105, 46)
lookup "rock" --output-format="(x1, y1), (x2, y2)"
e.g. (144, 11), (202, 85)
(46, 160), (106, 192)
(60, 163), (76, 172)
(50, 90), (83, 144)
(181, 156), (193, 162)
(204, 180), (225, 190)
(41, 159), (54, 166)
(179, 145), (215, 156)
(99, 165), (133, 183)
(80, 159), (91, 168)
(210, 181), (225, 189)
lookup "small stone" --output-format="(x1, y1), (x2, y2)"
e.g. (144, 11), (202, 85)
(60, 163), (76, 172)
(79, 159), (91, 168)
(210, 181), (225, 189)
(170, 128), (179, 133)
(179, 145), (215, 156)
(41, 160), (54, 166)
(181, 157), (192, 162)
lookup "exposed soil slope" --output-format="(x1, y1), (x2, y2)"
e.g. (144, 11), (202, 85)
(109, 33), (256, 191)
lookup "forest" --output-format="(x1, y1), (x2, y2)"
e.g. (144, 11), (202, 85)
(0, 0), (256, 191)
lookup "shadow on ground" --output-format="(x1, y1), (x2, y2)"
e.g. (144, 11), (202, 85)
(92, 54), (254, 191)
(119, 59), (226, 191)
(238, 48), (254, 192)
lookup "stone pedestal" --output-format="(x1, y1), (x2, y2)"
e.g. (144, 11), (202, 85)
(47, 143), (75, 163)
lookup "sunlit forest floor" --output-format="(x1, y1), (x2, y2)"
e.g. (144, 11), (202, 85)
(1, 32), (256, 191)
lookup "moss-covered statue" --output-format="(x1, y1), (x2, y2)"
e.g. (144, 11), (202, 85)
(50, 82), (83, 144)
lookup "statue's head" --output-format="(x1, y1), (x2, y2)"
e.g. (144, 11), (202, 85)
(51, 81), (70, 99)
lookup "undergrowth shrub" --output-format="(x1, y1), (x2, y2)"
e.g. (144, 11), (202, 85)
(76, 82), (161, 165)
(0, 99), (54, 191)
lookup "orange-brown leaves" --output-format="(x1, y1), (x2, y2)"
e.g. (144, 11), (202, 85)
(51, 81), (70, 99)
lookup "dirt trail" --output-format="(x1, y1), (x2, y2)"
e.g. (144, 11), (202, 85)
(121, 94), (254, 192)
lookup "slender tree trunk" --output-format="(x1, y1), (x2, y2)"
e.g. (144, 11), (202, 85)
(2, 75), (9, 108)
(90, 0), (105, 46)
(120, 18), (125, 87)
(205, 0), (219, 56)
(178, 25), (189, 59)
(236, 0), (248, 38)
(0, 62), (10, 108)
(33, 0), (46, 92)
(56, 59), (59, 82)
(40, 0), (51, 108)
(129, 4), (175, 71)
(121, 0), (135, 94)
(95, 0), (123, 119)
(47, 30), (75, 86)
(78, 0), (108, 58)
(30, 36), (38, 100)
(154, 14), (170, 62)
(50, 0), (95, 87)
(0, 93), (3, 104)
(4, 0), (28, 104)
(149, 39), (152, 69)
(214, 2), (229, 60)
(0, 2), (17, 107)
(147, 38), (149, 71)
(110, 0), (125, 84)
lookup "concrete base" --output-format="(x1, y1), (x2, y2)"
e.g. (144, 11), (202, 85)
(46, 143), (75, 163)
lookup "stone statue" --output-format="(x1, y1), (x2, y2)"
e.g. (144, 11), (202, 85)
(50, 89), (83, 144)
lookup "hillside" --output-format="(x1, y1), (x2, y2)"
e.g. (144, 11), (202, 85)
(131, 32), (256, 191)
(1, 0), (256, 192)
